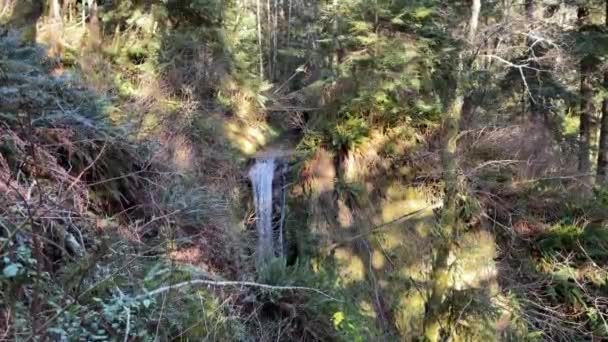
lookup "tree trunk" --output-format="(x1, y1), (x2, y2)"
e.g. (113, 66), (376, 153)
(9, 0), (43, 42)
(460, 0), (481, 130)
(598, 96), (608, 184)
(525, 0), (538, 21)
(578, 6), (595, 175)
(272, 0), (279, 81)
(86, 0), (101, 50)
(524, 0), (543, 117)
(423, 95), (463, 342)
(257, 0), (264, 79)
(61, 0), (75, 22)
(266, 0), (272, 79)
(332, 0), (341, 73)
(423, 2), (482, 339)
(48, 0), (64, 57)
(597, 0), (608, 184)
(467, 0), (481, 42)
(579, 58), (595, 175)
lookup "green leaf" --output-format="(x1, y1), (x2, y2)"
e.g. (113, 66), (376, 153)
(332, 311), (345, 328)
(413, 7), (433, 19)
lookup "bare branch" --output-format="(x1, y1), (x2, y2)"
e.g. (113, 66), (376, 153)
(135, 279), (341, 302)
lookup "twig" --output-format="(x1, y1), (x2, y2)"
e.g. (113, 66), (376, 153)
(481, 54), (545, 103)
(134, 279), (341, 302)
(123, 306), (130, 342)
(512, 173), (595, 185)
(67, 139), (108, 191)
(330, 204), (442, 248)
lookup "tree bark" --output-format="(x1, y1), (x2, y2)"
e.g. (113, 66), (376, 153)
(467, 0), (481, 42)
(423, 2), (483, 339)
(266, 0), (272, 79)
(8, 0), (43, 42)
(579, 58), (595, 174)
(525, 0), (538, 21)
(48, 0), (64, 57)
(423, 94), (463, 342)
(460, 0), (481, 131)
(86, 0), (101, 50)
(578, 6), (595, 175)
(597, 0), (608, 184)
(598, 94), (608, 184)
(272, 0), (279, 81)
(332, 0), (342, 74)
(257, 0), (264, 79)
(524, 0), (544, 118)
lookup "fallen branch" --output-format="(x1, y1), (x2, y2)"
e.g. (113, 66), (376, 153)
(66, 138), (108, 192)
(329, 203), (442, 250)
(134, 279), (341, 302)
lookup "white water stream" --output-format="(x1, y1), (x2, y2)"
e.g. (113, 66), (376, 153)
(248, 158), (276, 266)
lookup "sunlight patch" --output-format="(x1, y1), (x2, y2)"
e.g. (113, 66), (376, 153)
(334, 247), (365, 283)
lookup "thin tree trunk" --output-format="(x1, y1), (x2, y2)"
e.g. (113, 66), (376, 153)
(579, 59), (594, 174)
(460, 0), (481, 130)
(272, 0), (279, 81)
(48, 0), (64, 57)
(62, 0), (69, 21)
(286, 0), (291, 49)
(525, 0), (537, 22)
(9, 0), (43, 42)
(284, 0), (291, 77)
(524, 0), (543, 117)
(597, 0), (608, 184)
(86, 0), (101, 50)
(424, 2), (482, 339)
(578, 6), (595, 175)
(266, 0), (272, 80)
(423, 95), (463, 342)
(468, 0), (481, 42)
(257, 0), (264, 79)
(598, 93), (608, 184)
(332, 0), (341, 74)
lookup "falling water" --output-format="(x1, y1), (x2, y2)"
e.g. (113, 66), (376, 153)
(249, 158), (276, 266)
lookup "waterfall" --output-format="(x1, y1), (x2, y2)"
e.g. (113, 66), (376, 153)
(249, 158), (276, 266)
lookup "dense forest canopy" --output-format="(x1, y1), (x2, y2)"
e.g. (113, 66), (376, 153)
(2, 0), (608, 340)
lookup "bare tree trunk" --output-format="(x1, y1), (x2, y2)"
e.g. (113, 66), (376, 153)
(525, 0), (538, 22)
(578, 6), (595, 176)
(460, 0), (481, 130)
(286, 0), (291, 49)
(579, 59), (594, 175)
(598, 91), (608, 184)
(257, 0), (264, 79)
(9, 0), (43, 42)
(524, 0), (543, 118)
(332, 0), (343, 74)
(423, 2), (483, 340)
(272, 0), (278, 81)
(48, 0), (64, 57)
(266, 0), (272, 80)
(467, 0), (481, 42)
(424, 94), (463, 342)
(597, 0), (608, 184)
(284, 0), (291, 77)
(61, 0), (75, 22)
(62, 0), (69, 20)
(86, 0), (101, 50)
